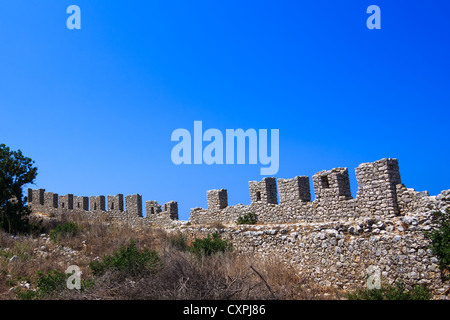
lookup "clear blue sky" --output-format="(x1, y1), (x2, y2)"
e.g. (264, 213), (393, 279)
(1, 1), (449, 220)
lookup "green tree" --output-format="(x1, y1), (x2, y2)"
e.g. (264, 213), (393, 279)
(426, 208), (450, 274)
(0, 144), (37, 234)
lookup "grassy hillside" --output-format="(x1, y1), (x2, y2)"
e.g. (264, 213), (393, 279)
(0, 214), (337, 300)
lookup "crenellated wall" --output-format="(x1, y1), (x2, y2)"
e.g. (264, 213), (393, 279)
(27, 190), (178, 225)
(189, 158), (446, 225)
(278, 176), (311, 203)
(25, 157), (450, 295)
(27, 157), (448, 227)
(107, 194), (124, 212)
(249, 177), (278, 205)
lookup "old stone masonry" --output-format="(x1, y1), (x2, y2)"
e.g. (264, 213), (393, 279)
(27, 158), (450, 295)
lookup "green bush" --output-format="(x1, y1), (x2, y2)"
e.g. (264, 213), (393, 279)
(347, 280), (432, 300)
(189, 233), (233, 257)
(236, 212), (257, 225)
(49, 221), (79, 242)
(89, 239), (160, 277)
(36, 270), (67, 295)
(426, 208), (450, 273)
(16, 270), (67, 300)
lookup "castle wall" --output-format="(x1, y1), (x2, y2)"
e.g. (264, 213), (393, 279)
(278, 176), (311, 203)
(31, 189), (45, 206)
(146, 200), (162, 215)
(207, 189), (228, 210)
(125, 194), (143, 217)
(107, 194), (124, 212)
(144, 200), (179, 223)
(90, 196), (105, 212)
(24, 157), (450, 294)
(181, 209), (446, 292)
(59, 194), (74, 210)
(163, 201), (179, 220)
(25, 158), (449, 232)
(44, 192), (58, 209)
(355, 158), (401, 217)
(249, 177), (278, 204)
(189, 158), (423, 225)
(74, 196), (89, 211)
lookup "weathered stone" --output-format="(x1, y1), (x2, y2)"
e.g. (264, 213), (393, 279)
(25, 157), (450, 296)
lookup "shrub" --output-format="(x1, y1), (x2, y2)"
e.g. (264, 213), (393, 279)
(347, 280), (432, 300)
(426, 208), (450, 273)
(236, 212), (257, 225)
(16, 270), (67, 300)
(211, 221), (225, 230)
(89, 239), (160, 277)
(189, 233), (233, 257)
(49, 221), (79, 242)
(167, 232), (188, 251)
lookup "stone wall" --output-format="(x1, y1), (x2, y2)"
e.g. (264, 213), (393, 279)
(90, 196), (105, 212)
(25, 157), (450, 295)
(278, 176), (311, 203)
(27, 158), (447, 228)
(59, 194), (74, 210)
(107, 194), (124, 212)
(355, 158), (402, 217)
(44, 192), (58, 209)
(189, 158), (435, 225)
(125, 194), (143, 217)
(28, 190), (178, 227)
(74, 196), (89, 211)
(179, 209), (448, 294)
(207, 189), (228, 210)
(249, 177), (278, 204)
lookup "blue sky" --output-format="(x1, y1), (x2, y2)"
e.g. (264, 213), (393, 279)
(1, 1), (449, 220)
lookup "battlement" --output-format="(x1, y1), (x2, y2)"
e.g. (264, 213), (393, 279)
(44, 192), (58, 209)
(90, 196), (106, 212)
(190, 158), (413, 224)
(355, 158), (401, 216)
(126, 194), (143, 217)
(207, 189), (228, 210)
(278, 176), (311, 203)
(249, 177), (278, 204)
(59, 194), (74, 210)
(27, 189), (176, 222)
(27, 157), (447, 227)
(163, 201), (179, 220)
(312, 167), (352, 201)
(107, 194), (124, 212)
(74, 196), (89, 211)
(145, 199), (179, 223)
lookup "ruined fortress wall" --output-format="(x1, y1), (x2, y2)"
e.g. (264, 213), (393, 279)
(207, 189), (228, 210)
(25, 157), (450, 293)
(107, 194), (124, 212)
(74, 196), (89, 211)
(278, 176), (311, 203)
(189, 158), (444, 225)
(27, 158), (448, 228)
(181, 209), (446, 292)
(125, 194), (143, 217)
(27, 190), (178, 226)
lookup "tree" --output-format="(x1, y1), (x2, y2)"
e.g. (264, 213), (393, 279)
(426, 208), (450, 276)
(0, 144), (37, 233)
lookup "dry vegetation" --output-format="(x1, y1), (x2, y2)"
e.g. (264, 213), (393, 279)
(0, 214), (341, 300)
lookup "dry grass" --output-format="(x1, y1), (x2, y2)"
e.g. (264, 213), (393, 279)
(0, 214), (341, 300)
